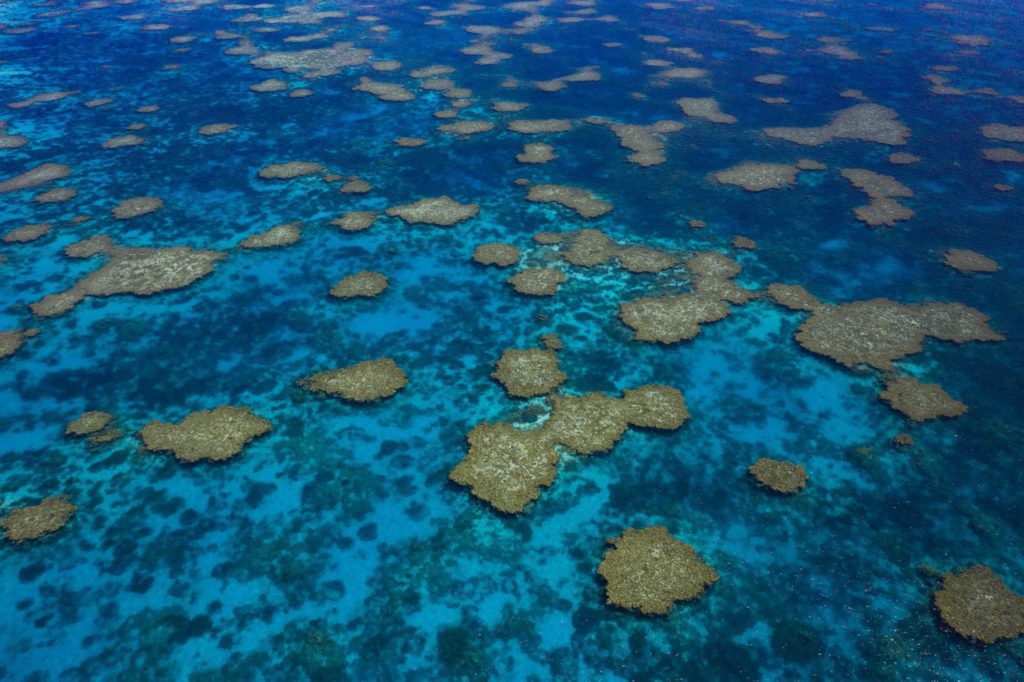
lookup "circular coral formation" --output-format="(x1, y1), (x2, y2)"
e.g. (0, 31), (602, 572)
(711, 162), (798, 191)
(140, 406), (272, 463)
(598, 526), (719, 616)
(525, 184), (613, 218)
(491, 349), (566, 398)
(258, 161), (325, 180)
(1, 496), (77, 543)
(329, 271), (389, 299)
(795, 298), (1003, 370)
(732, 236), (757, 250)
(543, 393), (632, 455)
(112, 196), (164, 220)
(65, 410), (113, 436)
(934, 565), (1024, 644)
(299, 358), (408, 403)
(472, 242), (520, 267)
(562, 229), (617, 267)
(878, 377), (967, 422)
(619, 295), (731, 343)
(507, 268), (566, 296)
(942, 249), (1000, 273)
(748, 457), (808, 494)
(240, 222), (302, 249)
(516, 142), (556, 164)
(331, 211), (377, 232)
(386, 196), (479, 226)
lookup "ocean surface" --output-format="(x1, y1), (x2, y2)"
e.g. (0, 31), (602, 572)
(1, 0), (1023, 679)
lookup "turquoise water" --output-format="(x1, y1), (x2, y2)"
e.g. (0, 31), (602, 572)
(1, 0), (1023, 679)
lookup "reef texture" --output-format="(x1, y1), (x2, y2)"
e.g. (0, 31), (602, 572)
(764, 103), (910, 146)
(879, 377), (967, 422)
(491, 349), (566, 398)
(386, 196), (479, 226)
(65, 410), (113, 437)
(934, 565), (1024, 644)
(841, 168), (914, 227)
(30, 236), (225, 318)
(329, 271), (389, 299)
(507, 268), (566, 296)
(1, 496), (77, 544)
(240, 222), (302, 249)
(472, 242), (521, 267)
(711, 162), (798, 192)
(525, 184), (613, 218)
(598, 526), (719, 616)
(942, 249), (1001, 273)
(299, 358), (408, 403)
(748, 457), (808, 494)
(140, 406), (272, 463)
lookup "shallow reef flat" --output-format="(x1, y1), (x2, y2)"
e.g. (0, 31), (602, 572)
(0, 0), (1023, 679)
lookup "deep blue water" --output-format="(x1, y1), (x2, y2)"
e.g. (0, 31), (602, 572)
(1, 0), (1023, 679)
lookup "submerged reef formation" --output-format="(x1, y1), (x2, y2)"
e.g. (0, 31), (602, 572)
(677, 97), (736, 124)
(748, 458), (808, 494)
(491, 349), (566, 398)
(942, 249), (1001, 273)
(111, 196), (163, 220)
(450, 385), (688, 512)
(840, 168), (914, 227)
(3, 223), (50, 243)
(764, 103), (910, 146)
(386, 196), (479, 226)
(793, 298), (1003, 370)
(299, 359), (408, 402)
(30, 236), (225, 318)
(65, 410), (113, 437)
(620, 252), (755, 343)
(0, 328), (38, 359)
(879, 377), (967, 422)
(0, 162), (70, 194)
(711, 162), (798, 192)
(934, 565), (1024, 644)
(507, 268), (566, 296)
(249, 42), (371, 78)
(1, 496), (76, 543)
(525, 184), (613, 218)
(472, 242), (520, 267)
(329, 271), (388, 299)
(258, 161), (325, 180)
(140, 406), (271, 463)
(331, 211), (377, 232)
(240, 222), (302, 249)
(598, 526), (718, 616)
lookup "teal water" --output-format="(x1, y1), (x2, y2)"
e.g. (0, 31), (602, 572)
(1, 0), (1023, 679)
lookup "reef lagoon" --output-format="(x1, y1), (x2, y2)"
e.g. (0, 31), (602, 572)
(1, 0), (1024, 679)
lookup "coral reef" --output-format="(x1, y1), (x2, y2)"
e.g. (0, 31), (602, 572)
(65, 410), (113, 436)
(507, 268), (566, 296)
(472, 242), (520, 267)
(386, 196), (479, 226)
(258, 162), (325, 180)
(598, 526), (718, 615)
(840, 168), (914, 227)
(240, 222), (302, 249)
(3, 223), (51, 243)
(0, 329), (38, 359)
(942, 249), (1000, 273)
(711, 162), (798, 191)
(1, 496), (76, 543)
(112, 196), (164, 220)
(491, 349), (566, 398)
(250, 42), (372, 78)
(879, 377), (967, 422)
(299, 359), (408, 402)
(934, 565), (1024, 644)
(748, 457), (808, 494)
(329, 271), (389, 299)
(140, 406), (272, 463)
(525, 184), (613, 218)
(764, 104), (910, 146)
(331, 211), (377, 232)
(676, 97), (736, 124)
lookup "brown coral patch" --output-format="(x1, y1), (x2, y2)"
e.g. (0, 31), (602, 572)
(491, 349), (566, 398)
(934, 565), (1024, 644)
(198, 123), (238, 136)
(764, 103), (910, 146)
(507, 268), (565, 296)
(299, 358), (408, 402)
(982, 148), (1024, 163)
(0, 329), (37, 359)
(748, 457), (808, 494)
(30, 235), (225, 318)
(516, 142), (556, 164)
(8, 90), (78, 109)
(140, 406), (271, 463)
(65, 410), (113, 436)
(617, 246), (680, 274)
(3, 223), (51, 243)
(608, 121), (683, 167)
(258, 161), (325, 179)
(889, 152), (921, 165)
(386, 196), (479, 226)
(879, 376), (967, 422)
(34, 187), (77, 204)
(0, 163), (71, 194)
(525, 184), (613, 218)
(711, 162), (798, 192)
(1, 496), (76, 543)
(767, 283), (822, 312)
(598, 526), (718, 616)
(353, 76), (415, 102)
(980, 124), (1024, 143)
(841, 168), (914, 227)
(492, 100), (528, 113)
(795, 298), (1003, 370)
(677, 97), (736, 124)
(331, 211), (377, 232)
(112, 196), (163, 220)
(250, 78), (289, 93)
(250, 42), (372, 78)
(240, 222), (301, 249)
(438, 120), (494, 136)
(732, 236), (756, 250)
(395, 137), (426, 147)
(329, 271), (388, 299)
(472, 242), (520, 267)
(507, 118), (572, 134)
(620, 294), (731, 343)
(102, 134), (145, 149)
(561, 229), (617, 267)
(942, 249), (1000, 274)
(449, 422), (559, 514)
